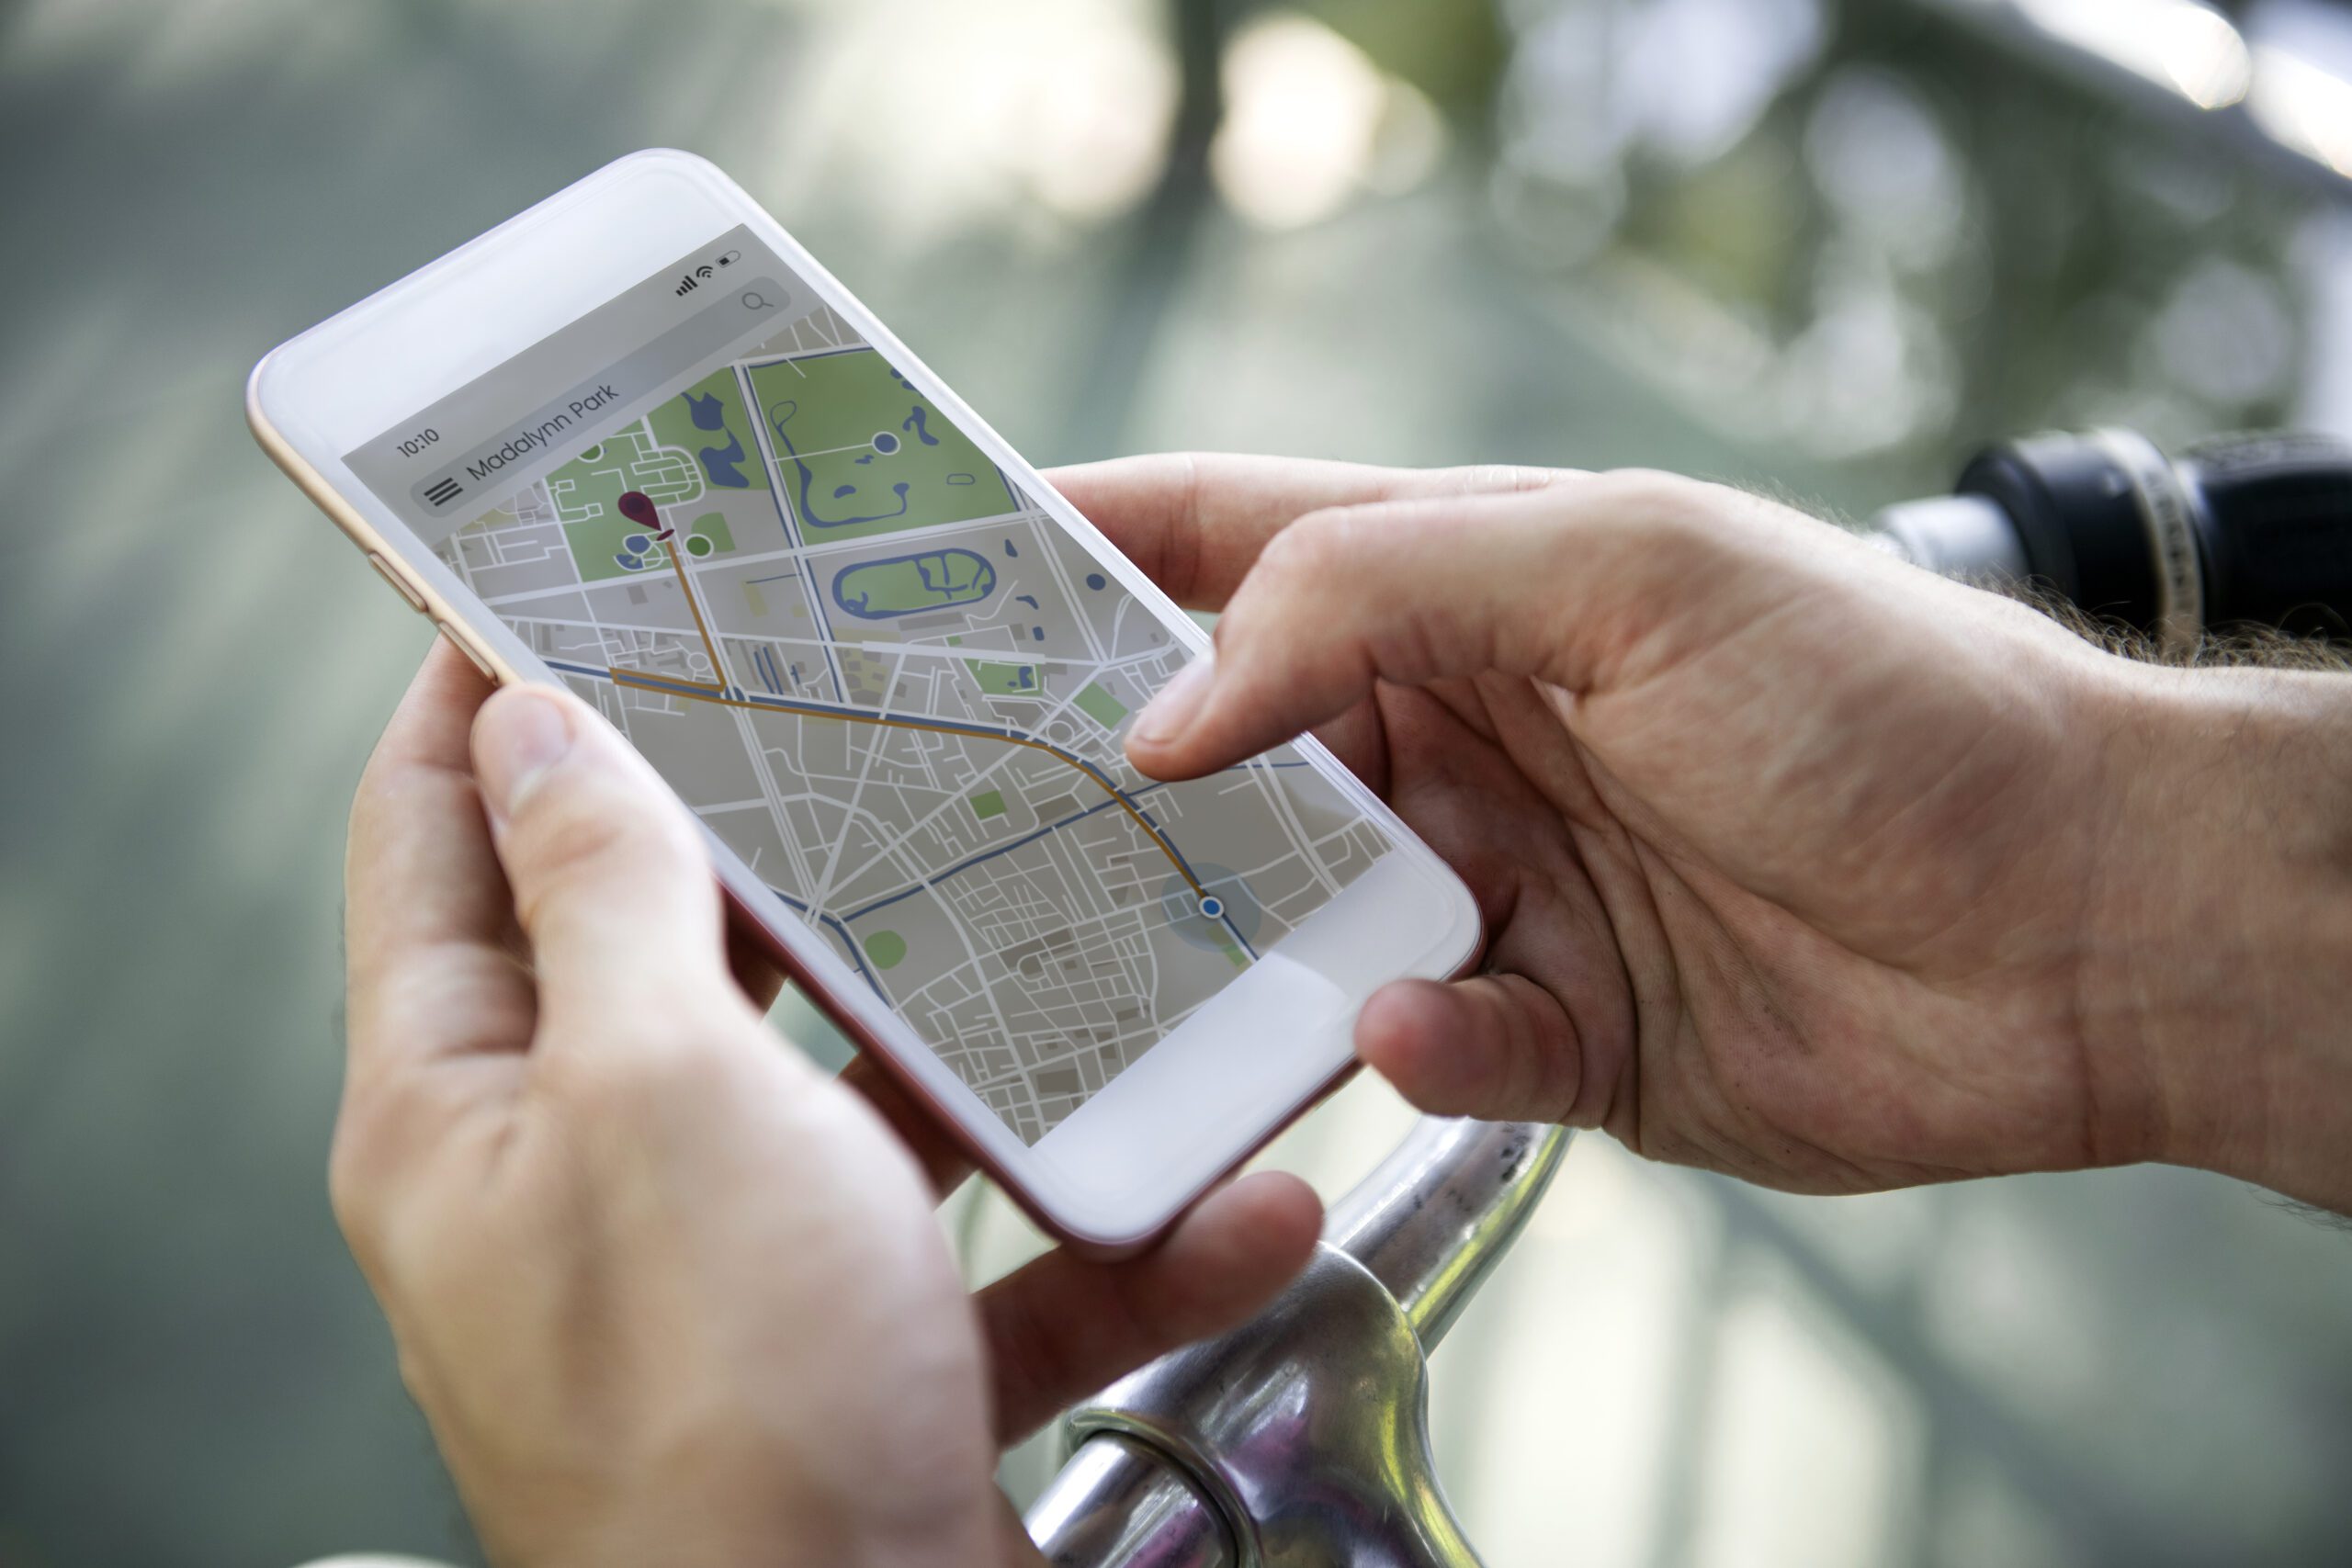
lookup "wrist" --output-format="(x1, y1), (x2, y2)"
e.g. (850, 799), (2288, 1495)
(2081, 660), (2352, 1210)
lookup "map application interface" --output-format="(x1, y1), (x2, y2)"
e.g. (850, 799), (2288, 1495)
(346, 227), (1392, 1142)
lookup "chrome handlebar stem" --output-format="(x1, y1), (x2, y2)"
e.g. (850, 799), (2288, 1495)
(1025, 1118), (1572, 1568)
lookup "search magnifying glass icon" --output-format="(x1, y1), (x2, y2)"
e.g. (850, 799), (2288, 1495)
(741, 289), (774, 310)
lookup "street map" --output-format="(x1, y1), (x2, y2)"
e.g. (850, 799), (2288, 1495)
(428, 300), (1390, 1140)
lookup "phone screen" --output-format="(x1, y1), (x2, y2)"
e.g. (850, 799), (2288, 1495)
(343, 226), (1394, 1143)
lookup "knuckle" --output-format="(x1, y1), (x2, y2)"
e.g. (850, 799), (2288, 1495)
(1168, 451), (1208, 602)
(1599, 468), (1762, 538)
(1590, 465), (1686, 497)
(1259, 505), (1360, 581)
(509, 782), (695, 904)
(516, 784), (637, 873)
(1579, 468), (1740, 565)
(1523, 987), (1583, 1122)
(326, 1094), (400, 1262)
(1451, 462), (1562, 495)
(1589, 468), (1707, 525)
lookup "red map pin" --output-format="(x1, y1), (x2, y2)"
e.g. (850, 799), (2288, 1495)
(617, 491), (670, 537)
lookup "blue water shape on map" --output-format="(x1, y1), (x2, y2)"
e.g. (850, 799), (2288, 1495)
(768, 395), (919, 527)
(684, 390), (727, 431)
(831, 547), (998, 620)
(697, 431), (752, 488)
(1015, 593), (1038, 609)
(901, 406), (939, 446)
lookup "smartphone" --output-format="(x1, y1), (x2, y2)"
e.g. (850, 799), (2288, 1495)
(249, 150), (1481, 1251)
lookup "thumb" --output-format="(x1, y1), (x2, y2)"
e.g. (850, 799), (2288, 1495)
(1355, 975), (1590, 1126)
(472, 683), (731, 1034)
(1122, 471), (1770, 781)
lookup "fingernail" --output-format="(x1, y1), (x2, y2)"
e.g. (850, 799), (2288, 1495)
(1132, 652), (1216, 747)
(475, 689), (576, 816)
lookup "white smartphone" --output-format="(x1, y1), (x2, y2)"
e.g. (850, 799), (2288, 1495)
(250, 150), (1481, 1251)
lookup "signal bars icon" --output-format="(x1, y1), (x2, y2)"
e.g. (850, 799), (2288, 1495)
(674, 263), (718, 297)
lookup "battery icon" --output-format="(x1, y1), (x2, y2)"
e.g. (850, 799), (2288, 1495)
(716, 249), (741, 268)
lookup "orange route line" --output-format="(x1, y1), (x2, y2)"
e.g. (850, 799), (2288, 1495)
(609, 530), (729, 693)
(610, 670), (1205, 899)
(606, 540), (1207, 903)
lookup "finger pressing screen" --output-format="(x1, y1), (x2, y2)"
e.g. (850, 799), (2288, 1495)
(1123, 490), (1575, 781)
(1044, 453), (1563, 613)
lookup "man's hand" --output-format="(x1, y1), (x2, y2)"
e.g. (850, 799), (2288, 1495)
(1053, 455), (2352, 1212)
(335, 644), (1321, 1568)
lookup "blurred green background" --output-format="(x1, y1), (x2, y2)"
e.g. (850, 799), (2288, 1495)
(6, 0), (2352, 1564)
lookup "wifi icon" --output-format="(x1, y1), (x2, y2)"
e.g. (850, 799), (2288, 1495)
(695, 265), (716, 280)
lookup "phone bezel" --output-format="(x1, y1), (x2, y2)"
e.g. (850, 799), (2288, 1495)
(249, 149), (1483, 1251)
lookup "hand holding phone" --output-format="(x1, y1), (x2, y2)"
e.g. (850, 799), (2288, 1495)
(332, 640), (1320, 1564)
(1061, 451), (2352, 1216)
(253, 150), (1481, 1247)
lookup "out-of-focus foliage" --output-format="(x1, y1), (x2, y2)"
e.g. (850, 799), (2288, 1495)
(1490, 0), (2320, 471)
(1300, 0), (1510, 110)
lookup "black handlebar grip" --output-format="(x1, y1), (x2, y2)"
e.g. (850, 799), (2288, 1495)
(2177, 432), (2352, 641)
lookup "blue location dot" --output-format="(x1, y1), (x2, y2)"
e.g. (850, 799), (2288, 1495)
(1198, 896), (1224, 919)
(872, 431), (900, 455)
(1085, 572), (1106, 591)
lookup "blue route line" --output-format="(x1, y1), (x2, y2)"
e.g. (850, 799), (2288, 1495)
(1221, 911), (1261, 960)
(842, 781), (1172, 922)
(770, 888), (886, 999)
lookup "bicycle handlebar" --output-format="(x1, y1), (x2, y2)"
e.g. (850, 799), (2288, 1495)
(1025, 1117), (1570, 1567)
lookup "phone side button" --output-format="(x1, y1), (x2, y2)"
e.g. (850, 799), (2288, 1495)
(367, 551), (429, 613)
(437, 623), (498, 682)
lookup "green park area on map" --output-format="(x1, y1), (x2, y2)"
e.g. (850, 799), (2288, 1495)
(967, 659), (1041, 695)
(548, 426), (698, 582)
(1075, 682), (1129, 730)
(745, 348), (1013, 541)
(548, 374), (759, 582)
(647, 366), (767, 493)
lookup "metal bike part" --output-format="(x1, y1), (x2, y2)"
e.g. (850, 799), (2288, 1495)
(1027, 1117), (1571, 1568)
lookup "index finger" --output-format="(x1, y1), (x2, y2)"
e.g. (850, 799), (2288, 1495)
(1045, 453), (1566, 611)
(345, 639), (529, 1086)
